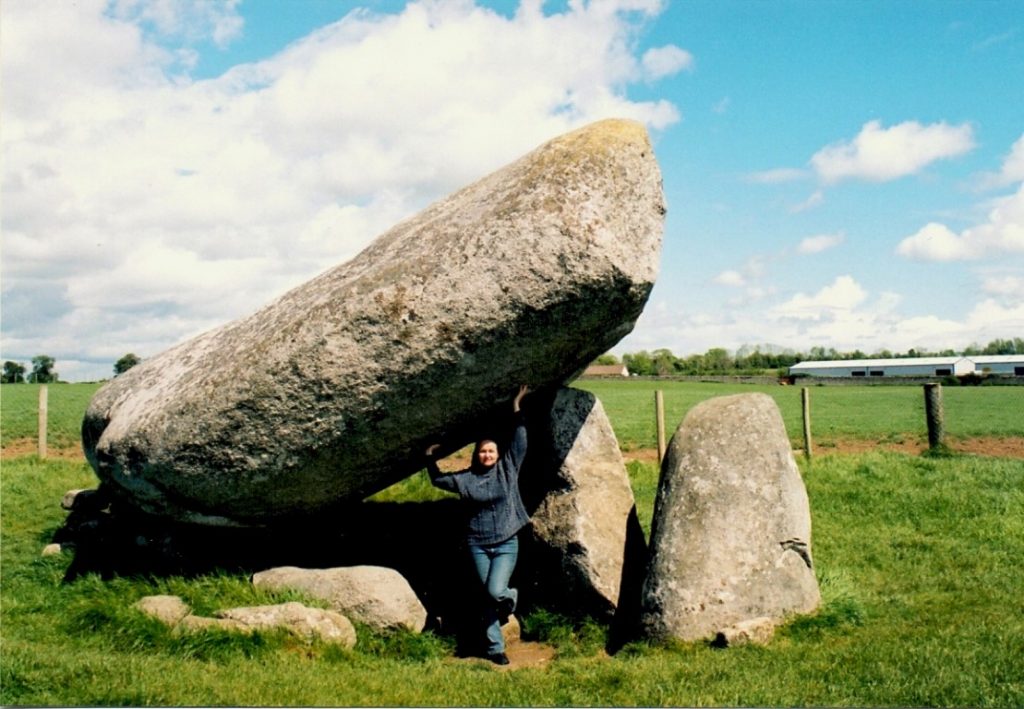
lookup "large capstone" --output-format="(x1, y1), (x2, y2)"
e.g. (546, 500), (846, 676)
(82, 119), (664, 526)
(639, 393), (820, 643)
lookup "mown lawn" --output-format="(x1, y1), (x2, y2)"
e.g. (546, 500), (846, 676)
(2, 379), (1022, 705)
(2, 449), (1022, 706)
(3, 380), (1022, 453)
(576, 378), (1024, 449)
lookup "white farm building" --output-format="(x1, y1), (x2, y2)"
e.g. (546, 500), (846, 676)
(970, 355), (1024, 376)
(790, 356), (988, 379)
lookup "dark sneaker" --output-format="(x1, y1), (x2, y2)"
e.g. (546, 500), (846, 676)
(487, 652), (510, 666)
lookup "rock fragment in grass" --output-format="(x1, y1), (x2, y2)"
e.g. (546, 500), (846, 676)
(81, 118), (664, 527)
(217, 602), (356, 647)
(252, 565), (428, 633)
(135, 595), (191, 626)
(640, 393), (820, 643)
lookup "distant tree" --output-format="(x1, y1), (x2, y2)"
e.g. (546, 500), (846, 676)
(651, 348), (678, 376)
(594, 353), (619, 366)
(623, 351), (653, 376)
(702, 347), (733, 372)
(28, 355), (57, 383)
(2, 361), (26, 383)
(114, 353), (142, 375)
(983, 338), (1018, 355)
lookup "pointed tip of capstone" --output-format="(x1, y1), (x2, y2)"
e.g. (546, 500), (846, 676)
(556, 118), (651, 153)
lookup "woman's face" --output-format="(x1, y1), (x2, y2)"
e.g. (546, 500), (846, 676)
(476, 440), (499, 467)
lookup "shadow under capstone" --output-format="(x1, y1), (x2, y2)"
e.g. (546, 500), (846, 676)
(56, 388), (649, 655)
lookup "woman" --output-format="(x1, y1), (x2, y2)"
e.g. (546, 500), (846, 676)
(424, 384), (530, 666)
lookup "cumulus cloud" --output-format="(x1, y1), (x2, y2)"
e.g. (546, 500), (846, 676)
(641, 45), (693, 79)
(981, 273), (1024, 302)
(810, 119), (975, 183)
(978, 133), (1024, 189)
(790, 189), (825, 213)
(619, 278), (1011, 359)
(110, 0), (244, 48)
(745, 167), (808, 184)
(713, 270), (746, 287)
(797, 232), (844, 254)
(770, 275), (868, 320)
(0, 0), (689, 380)
(896, 184), (1024, 261)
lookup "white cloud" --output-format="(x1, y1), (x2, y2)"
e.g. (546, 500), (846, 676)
(897, 184), (1024, 261)
(810, 119), (975, 183)
(790, 189), (824, 213)
(770, 275), (868, 320)
(745, 167), (808, 184)
(641, 45), (693, 79)
(797, 232), (844, 254)
(618, 279), (1017, 359)
(978, 133), (1024, 189)
(1, 0), (690, 381)
(110, 0), (244, 48)
(713, 270), (746, 287)
(980, 273), (1024, 303)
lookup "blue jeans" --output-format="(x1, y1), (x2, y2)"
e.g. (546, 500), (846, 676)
(468, 535), (518, 655)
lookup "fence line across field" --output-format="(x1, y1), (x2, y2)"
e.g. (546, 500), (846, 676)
(652, 383), (949, 464)
(28, 380), (954, 463)
(37, 385), (48, 459)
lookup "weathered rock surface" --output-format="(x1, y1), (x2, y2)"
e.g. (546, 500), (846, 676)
(712, 616), (778, 648)
(134, 595), (356, 647)
(216, 602), (357, 647)
(82, 119), (664, 527)
(252, 565), (427, 632)
(640, 393), (820, 643)
(524, 387), (646, 617)
(135, 595), (192, 626)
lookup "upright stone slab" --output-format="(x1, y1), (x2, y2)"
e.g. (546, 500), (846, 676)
(82, 119), (664, 526)
(640, 393), (820, 643)
(524, 387), (645, 617)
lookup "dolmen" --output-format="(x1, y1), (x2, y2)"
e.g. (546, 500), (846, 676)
(640, 393), (820, 643)
(81, 119), (665, 527)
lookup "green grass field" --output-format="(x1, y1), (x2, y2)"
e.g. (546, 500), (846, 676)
(2, 380), (1023, 705)
(576, 379), (1024, 449)
(3, 380), (1023, 453)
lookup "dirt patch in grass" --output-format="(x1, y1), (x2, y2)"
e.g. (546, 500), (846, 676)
(1, 438), (86, 460)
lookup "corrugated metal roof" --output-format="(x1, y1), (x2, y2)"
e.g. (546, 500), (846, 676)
(969, 355), (1024, 364)
(790, 356), (965, 370)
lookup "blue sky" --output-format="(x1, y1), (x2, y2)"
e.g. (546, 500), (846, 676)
(2, 0), (1022, 381)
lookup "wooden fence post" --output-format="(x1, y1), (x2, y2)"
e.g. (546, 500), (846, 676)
(655, 390), (666, 465)
(801, 387), (812, 460)
(924, 382), (945, 451)
(38, 384), (48, 459)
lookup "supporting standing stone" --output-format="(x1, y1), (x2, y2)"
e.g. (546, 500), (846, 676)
(82, 119), (664, 527)
(640, 393), (820, 643)
(523, 387), (646, 618)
